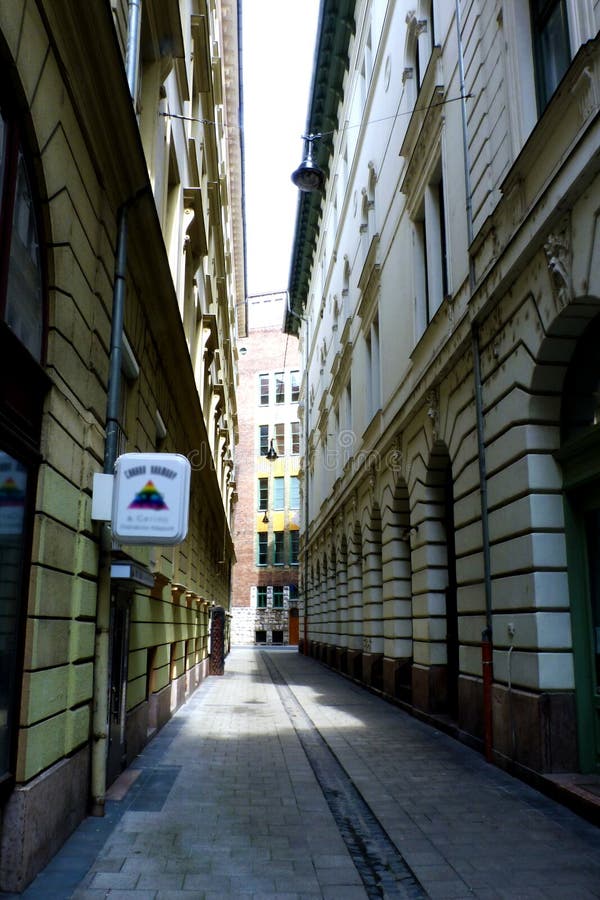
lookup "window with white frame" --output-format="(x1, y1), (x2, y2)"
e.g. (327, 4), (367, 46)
(289, 476), (300, 509)
(274, 422), (285, 455)
(412, 161), (448, 340)
(259, 373), (269, 406)
(275, 371), (285, 404)
(291, 421), (300, 455)
(259, 424), (269, 455)
(273, 476), (284, 510)
(258, 477), (268, 511)
(290, 370), (300, 402)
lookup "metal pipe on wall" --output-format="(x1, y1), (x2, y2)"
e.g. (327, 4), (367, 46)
(91, 0), (143, 816)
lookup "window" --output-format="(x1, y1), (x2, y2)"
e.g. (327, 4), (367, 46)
(531, 0), (571, 112)
(259, 424), (269, 455)
(291, 370), (300, 402)
(290, 530), (299, 565)
(275, 371), (285, 404)
(0, 99), (47, 793)
(258, 477), (268, 511)
(257, 586), (267, 608)
(257, 532), (268, 566)
(366, 315), (381, 420)
(273, 477), (284, 510)
(274, 532), (284, 565)
(289, 476), (300, 509)
(413, 165), (448, 339)
(291, 421), (300, 455)
(273, 585), (284, 607)
(259, 373), (269, 406)
(274, 422), (285, 455)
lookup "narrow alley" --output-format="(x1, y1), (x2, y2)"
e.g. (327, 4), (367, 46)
(14, 648), (600, 900)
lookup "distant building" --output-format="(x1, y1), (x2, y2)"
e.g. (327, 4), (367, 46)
(287, 0), (600, 783)
(0, 0), (242, 890)
(232, 292), (301, 645)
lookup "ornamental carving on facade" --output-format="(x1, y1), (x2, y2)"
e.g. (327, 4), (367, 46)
(544, 225), (572, 311)
(427, 388), (440, 441)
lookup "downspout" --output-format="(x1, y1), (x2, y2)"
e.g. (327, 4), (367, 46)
(455, 0), (494, 762)
(91, 0), (142, 816)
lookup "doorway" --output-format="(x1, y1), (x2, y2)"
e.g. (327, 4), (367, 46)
(106, 587), (131, 787)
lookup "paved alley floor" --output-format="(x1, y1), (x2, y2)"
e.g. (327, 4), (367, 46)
(14, 647), (600, 899)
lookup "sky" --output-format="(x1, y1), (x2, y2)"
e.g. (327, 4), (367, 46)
(242, 0), (321, 297)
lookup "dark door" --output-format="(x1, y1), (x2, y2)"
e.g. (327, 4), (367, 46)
(289, 607), (299, 645)
(106, 588), (130, 786)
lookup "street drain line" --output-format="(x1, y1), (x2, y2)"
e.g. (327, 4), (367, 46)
(261, 652), (427, 899)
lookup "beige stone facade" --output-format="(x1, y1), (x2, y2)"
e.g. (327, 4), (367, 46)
(287, 0), (600, 781)
(0, 0), (242, 890)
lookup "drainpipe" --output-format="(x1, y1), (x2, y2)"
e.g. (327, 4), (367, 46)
(91, 0), (142, 816)
(455, 0), (494, 761)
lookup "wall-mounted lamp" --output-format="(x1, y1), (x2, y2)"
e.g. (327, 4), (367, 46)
(265, 439), (278, 461)
(262, 512), (269, 524)
(291, 133), (325, 193)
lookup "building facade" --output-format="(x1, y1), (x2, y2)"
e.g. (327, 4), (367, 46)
(231, 292), (301, 645)
(287, 0), (600, 785)
(0, 0), (242, 890)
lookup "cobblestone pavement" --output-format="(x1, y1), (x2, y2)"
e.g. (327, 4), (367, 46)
(15, 647), (600, 899)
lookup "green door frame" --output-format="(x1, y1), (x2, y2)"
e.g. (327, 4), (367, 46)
(558, 427), (600, 773)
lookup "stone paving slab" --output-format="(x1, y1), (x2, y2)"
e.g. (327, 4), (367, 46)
(12, 647), (600, 899)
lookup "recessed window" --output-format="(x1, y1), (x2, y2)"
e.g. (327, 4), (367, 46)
(275, 371), (285, 404)
(274, 422), (285, 455)
(259, 373), (269, 406)
(273, 586), (284, 607)
(257, 586), (267, 608)
(291, 421), (300, 455)
(289, 476), (300, 510)
(274, 532), (284, 565)
(531, 0), (571, 112)
(291, 370), (300, 402)
(290, 531), (299, 565)
(257, 532), (268, 566)
(273, 477), (284, 510)
(258, 477), (268, 511)
(259, 424), (269, 455)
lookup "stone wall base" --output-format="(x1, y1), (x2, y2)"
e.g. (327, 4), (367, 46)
(0, 746), (89, 893)
(492, 683), (577, 773)
(126, 659), (210, 767)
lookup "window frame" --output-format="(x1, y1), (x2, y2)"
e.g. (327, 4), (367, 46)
(259, 373), (269, 406)
(258, 477), (268, 511)
(257, 531), (268, 566)
(273, 531), (284, 566)
(274, 371), (285, 404)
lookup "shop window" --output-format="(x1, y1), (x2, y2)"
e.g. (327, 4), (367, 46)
(0, 98), (48, 795)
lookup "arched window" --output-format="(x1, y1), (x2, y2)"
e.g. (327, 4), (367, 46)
(0, 93), (47, 795)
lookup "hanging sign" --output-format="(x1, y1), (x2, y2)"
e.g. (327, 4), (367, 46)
(112, 452), (191, 545)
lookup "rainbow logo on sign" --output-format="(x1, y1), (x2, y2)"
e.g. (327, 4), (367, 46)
(128, 480), (168, 511)
(0, 477), (25, 506)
